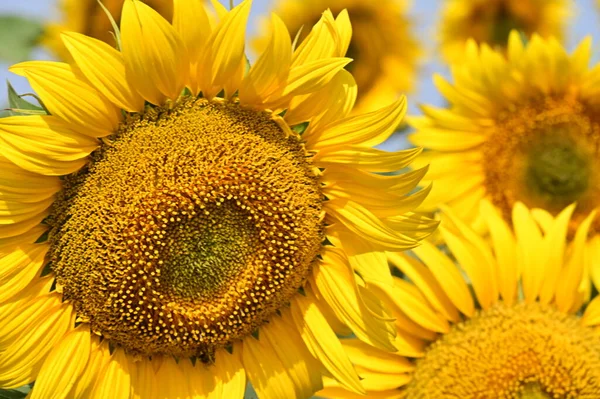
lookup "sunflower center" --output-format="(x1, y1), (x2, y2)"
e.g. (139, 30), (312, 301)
(47, 99), (324, 358)
(490, 4), (523, 46)
(404, 303), (600, 398)
(483, 98), (600, 233)
(525, 133), (590, 204)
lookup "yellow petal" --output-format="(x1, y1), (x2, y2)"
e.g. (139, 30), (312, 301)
(0, 216), (48, 240)
(292, 11), (338, 66)
(0, 288), (58, 349)
(555, 210), (596, 313)
(538, 204), (575, 304)
(0, 157), (61, 199)
(9, 62), (120, 137)
(433, 74), (493, 117)
(391, 278), (450, 333)
(324, 165), (428, 198)
(318, 385), (406, 399)
(239, 13), (291, 105)
(409, 128), (487, 151)
(130, 357), (158, 399)
(388, 252), (459, 322)
(208, 346), (246, 399)
(30, 326), (91, 399)
(513, 202), (545, 303)
(0, 275), (53, 328)
(312, 248), (396, 351)
(309, 98), (406, 150)
(329, 227), (394, 287)
(385, 213), (438, 243)
(589, 237), (600, 294)
(583, 295), (600, 327)
(61, 32), (144, 112)
(89, 347), (131, 399)
(440, 206), (499, 308)
(333, 9), (352, 57)
(243, 311), (323, 399)
(210, 0), (228, 19)
(173, 0), (213, 95)
(480, 200), (518, 306)
(392, 329), (426, 357)
(393, 307), (438, 341)
(439, 225), (496, 310)
(156, 357), (190, 399)
(261, 311), (324, 398)
(507, 31), (525, 63)
(290, 290), (365, 395)
(325, 181), (431, 219)
(0, 115), (97, 176)
(340, 340), (414, 392)
(173, 0), (212, 66)
(412, 241), (475, 317)
(0, 244), (47, 304)
(121, 0), (188, 105)
(243, 331), (297, 399)
(199, 0), (252, 96)
(284, 69), (356, 128)
(315, 147), (422, 173)
(325, 199), (418, 250)
(0, 296), (73, 388)
(73, 338), (111, 399)
(282, 57), (351, 97)
(0, 196), (53, 224)
(343, 339), (412, 375)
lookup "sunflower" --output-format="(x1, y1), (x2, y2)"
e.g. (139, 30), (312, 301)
(255, 0), (420, 114)
(410, 32), (600, 279)
(43, 0), (174, 61)
(439, 0), (570, 63)
(0, 0), (436, 397)
(318, 200), (600, 398)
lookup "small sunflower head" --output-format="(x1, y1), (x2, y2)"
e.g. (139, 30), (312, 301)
(319, 201), (600, 398)
(439, 0), (570, 63)
(411, 32), (600, 236)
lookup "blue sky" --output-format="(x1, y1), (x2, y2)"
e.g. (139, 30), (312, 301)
(2, 0), (600, 148)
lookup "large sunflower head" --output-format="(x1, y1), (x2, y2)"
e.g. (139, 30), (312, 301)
(0, 0), (436, 397)
(255, 0), (421, 114)
(439, 0), (570, 63)
(43, 0), (174, 61)
(320, 201), (600, 398)
(411, 33), (600, 261)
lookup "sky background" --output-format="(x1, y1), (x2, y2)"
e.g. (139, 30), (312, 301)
(1, 0), (600, 150)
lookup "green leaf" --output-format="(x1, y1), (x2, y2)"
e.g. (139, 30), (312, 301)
(7, 81), (46, 116)
(0, 389), (28, 399)
(0, 16), (44, 63)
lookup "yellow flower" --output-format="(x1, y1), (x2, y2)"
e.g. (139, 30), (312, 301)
(43, 0), (174, 60)
(411, 32), (600, 280)
(255, 0), (421, 114)
(320, 201), (600, 398)
(0, 1), (435, 397)
(439, 0), (570, 63)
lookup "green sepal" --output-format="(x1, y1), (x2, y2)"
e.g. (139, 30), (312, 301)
(291, 121), (309, 135)
(0, 389), (28, 399)
(7, 81), (47, 116)
(0, 16), (43, 63)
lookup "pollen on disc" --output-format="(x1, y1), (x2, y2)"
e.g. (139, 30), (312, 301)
(47, 99), (324, 359)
